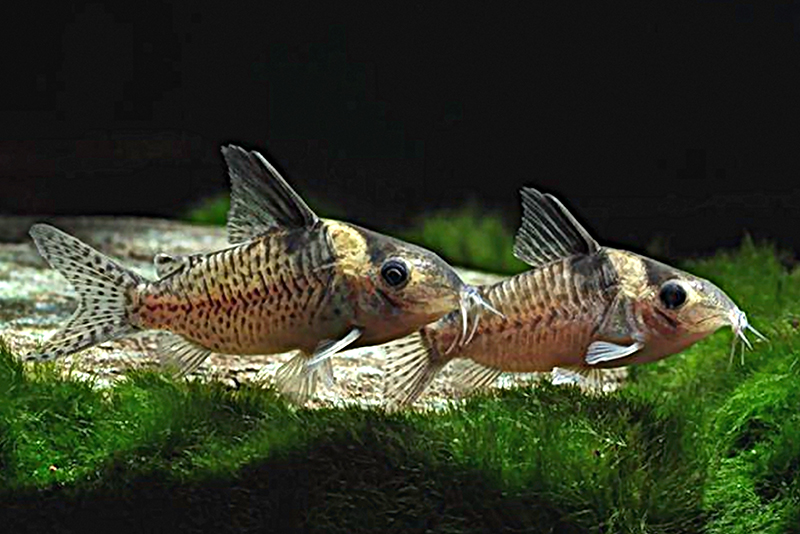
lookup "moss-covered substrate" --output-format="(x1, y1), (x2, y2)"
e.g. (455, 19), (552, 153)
(1, 240), (798, 533)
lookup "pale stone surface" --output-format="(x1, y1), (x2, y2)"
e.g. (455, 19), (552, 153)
(0, 216), (625, 408)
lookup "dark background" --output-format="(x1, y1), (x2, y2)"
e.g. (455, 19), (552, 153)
(1, 1), (799, 258)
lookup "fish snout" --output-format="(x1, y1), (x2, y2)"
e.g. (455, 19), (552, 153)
(728, 307), (767, 352)
(729, 308), (747, 334)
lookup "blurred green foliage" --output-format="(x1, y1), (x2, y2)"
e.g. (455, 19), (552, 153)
(184, 195), (231, 227)
(398, 201), (528, 275)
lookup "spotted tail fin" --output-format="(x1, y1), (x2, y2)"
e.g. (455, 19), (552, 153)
(26, 224), (145, 362)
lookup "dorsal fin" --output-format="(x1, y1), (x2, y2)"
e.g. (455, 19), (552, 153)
(221, 145), (320, 243)
(512, 187), (600, 268)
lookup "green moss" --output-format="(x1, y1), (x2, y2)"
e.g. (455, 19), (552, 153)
(2, 242), (799, 532)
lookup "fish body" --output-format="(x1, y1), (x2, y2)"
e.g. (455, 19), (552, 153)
(27, 145), (475, 403)
(417, 255), (611, 374)
(131, 222), (458, 355)
(383, 188), (764, 406)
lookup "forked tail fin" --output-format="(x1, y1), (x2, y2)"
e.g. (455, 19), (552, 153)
(26, 224), (145, 362)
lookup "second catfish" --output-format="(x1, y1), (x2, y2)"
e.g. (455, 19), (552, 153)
(384, 188), (766, 406)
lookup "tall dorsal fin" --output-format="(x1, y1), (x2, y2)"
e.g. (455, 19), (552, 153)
(221, 145), (320, 243)
(513, 187), (600, 268)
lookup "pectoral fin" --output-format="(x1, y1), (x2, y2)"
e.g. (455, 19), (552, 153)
(584, 341), (643, 365)
(382, 332), (446, 408)
(305, 327), (363, 371)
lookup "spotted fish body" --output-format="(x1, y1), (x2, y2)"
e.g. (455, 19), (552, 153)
(383, 188), (763, 406)
(133, 229), (344, 356)
(27, 145), (471, 403)
(129, 221), (460, 355)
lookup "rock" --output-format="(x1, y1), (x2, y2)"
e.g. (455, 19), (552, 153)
(0, 216), (624, 408)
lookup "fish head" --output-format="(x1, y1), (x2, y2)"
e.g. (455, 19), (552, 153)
(625, 253), (765, 360)
(328, 222), (489, 344)
(361, 240), (466, 342)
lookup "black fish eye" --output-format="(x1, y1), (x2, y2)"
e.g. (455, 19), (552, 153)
(380, 259), (409, 288)
(659, 281), (687, 309)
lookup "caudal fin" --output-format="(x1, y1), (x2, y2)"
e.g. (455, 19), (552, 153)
(26, 224), (145, 362)
(382, 332), (446, 408)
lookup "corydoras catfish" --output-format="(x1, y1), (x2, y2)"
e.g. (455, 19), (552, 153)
(26, 145), (491, 402)
(383, 187), (765, 406)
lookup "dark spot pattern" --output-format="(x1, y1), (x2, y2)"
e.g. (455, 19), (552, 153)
(26, 224), (144, 361)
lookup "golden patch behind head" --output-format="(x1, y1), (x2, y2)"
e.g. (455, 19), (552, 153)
(330, 224), (469, 345)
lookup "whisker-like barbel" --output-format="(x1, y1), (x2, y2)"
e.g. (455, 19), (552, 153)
(464, 289), (505, 346)
(447, 287), (479, 354)
(457, 286), (506, 349)
(746, 323), (768, 342)
(466, 288), (505, 319)
(732, 309), (767, 347)
(729, 309), (767, 366)
(445, 286), (505, 354)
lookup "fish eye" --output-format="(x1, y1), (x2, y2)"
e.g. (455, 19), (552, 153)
(659, 281), (687, 310)
(380, 259), (409, 289)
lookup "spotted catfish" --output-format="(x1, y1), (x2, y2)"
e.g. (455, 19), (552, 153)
(383, 187), (765, 406)
(26, 145), (492, 402)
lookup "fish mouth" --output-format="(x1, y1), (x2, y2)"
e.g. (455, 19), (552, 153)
(444, 285), (505, 355)
(728, 308), (768, 364)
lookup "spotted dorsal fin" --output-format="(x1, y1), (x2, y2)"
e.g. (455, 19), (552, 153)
(512, 187), (600, 268)
(221, 145), (320, 243)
